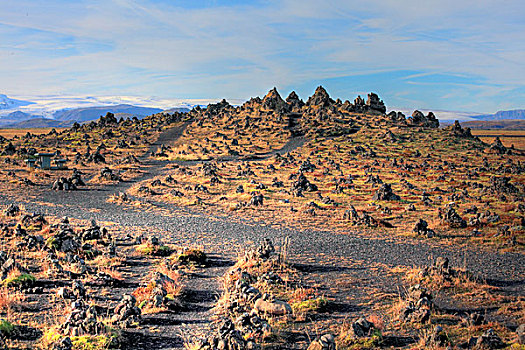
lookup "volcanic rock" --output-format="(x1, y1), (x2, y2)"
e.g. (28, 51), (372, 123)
(366, 93), (386, 113)
(306, 86), (334, 107)
(372, 183), (400, 201)
(408, 110), (439, 128)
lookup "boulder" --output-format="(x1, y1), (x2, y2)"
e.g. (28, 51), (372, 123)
(413, 219), (435, 237)
(254, 297), (292, 316)
(517, 324), (525, 344)
(307, 334), (336, 350)
(352, 317), (374, 337)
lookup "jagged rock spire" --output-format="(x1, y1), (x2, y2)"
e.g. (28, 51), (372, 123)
(286, 91), (304, 108)
(306, 86), (334, 107)
(262, 87), (287, 111)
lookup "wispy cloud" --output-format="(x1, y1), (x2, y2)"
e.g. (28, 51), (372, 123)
(0, 0), (524, 112)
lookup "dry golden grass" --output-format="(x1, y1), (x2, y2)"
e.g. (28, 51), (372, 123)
(0, 128), (67, 138)
(471, 129), (525, 150)
(0, 286), (25, 313)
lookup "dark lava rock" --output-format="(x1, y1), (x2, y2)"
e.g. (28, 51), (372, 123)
(4, 204), (20, 217)
(447, 120), (473, 138)
(426, 325), (448, 347)
(489, 137), (508, 154)
(366, 92), (386, 113)
(308, 333), (336, 350)
(517, 324), (525, 344)
(306, 86), (334, 107)
(387, 111), (406, 123)
(351, 317), (374, 337)
(257, 238), (275, 259)
(442, 207), (467, 228)
(408, 110), (439, 128)
(470, 328), (505, 349)
(250, 192), (264, 206)
(413, 219), (435, 237)
(372, 183), (400, 201)
(286, 91), (304, 109)
(489, 176), (518, 194)
(111, 294), (142, 328)
(261, 87), (288, 112)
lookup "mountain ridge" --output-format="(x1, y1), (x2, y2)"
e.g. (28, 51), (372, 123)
(470, 109), (525, 121)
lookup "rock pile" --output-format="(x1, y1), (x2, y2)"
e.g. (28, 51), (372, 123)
(343, 206), (383, 228)
(441, 207), (467, 228)
(306, 86), (335, 108)
(489, 176), (518, 194)
(59, 300), (105, 337)
(400, 284), (433, 324)
(413, 219), (435, 237)
(193, 319), (261, 350)
(0, 252), (27, 280)
(466, 329), (505, 349)
(4, 204), (20, 217)
(100, 167), (121, 181)
(447, 120), (473, 138)
(250, 192), (264, 206)
(111, 294), (142, 327)
(290, 172), (318, 196)
(408, 110), (439, 128)
(350, 317), (375, 338)
(489, 137), (508, 154)
(387, 111), (406, 123)
(133, 272), (181, 310)
(426, 326), (448, 348)
(80, 220), (110, 242)
(372, 183), (400, 201)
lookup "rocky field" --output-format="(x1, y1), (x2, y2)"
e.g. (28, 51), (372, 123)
(0, 87), (523, 349)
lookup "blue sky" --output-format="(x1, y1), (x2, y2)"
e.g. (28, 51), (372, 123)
(0, 0), (524, 113)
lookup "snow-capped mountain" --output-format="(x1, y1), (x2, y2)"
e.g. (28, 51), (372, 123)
(0, 94), (220, 127)
(0, 94), (34, 110)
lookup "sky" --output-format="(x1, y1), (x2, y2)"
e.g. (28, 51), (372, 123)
(0, 0), (524, 114)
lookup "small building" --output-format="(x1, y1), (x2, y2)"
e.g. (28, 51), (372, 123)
(35, 153), (55, 170)
(24, 158), (37, 168)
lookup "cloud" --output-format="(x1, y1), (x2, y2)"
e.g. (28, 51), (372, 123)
(0, 0), (524, 112)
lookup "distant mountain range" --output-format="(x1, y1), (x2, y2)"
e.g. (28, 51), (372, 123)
(469, 109), (525, 121)
(0, 93), (199, 128)
(0, 104), (164, 128)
